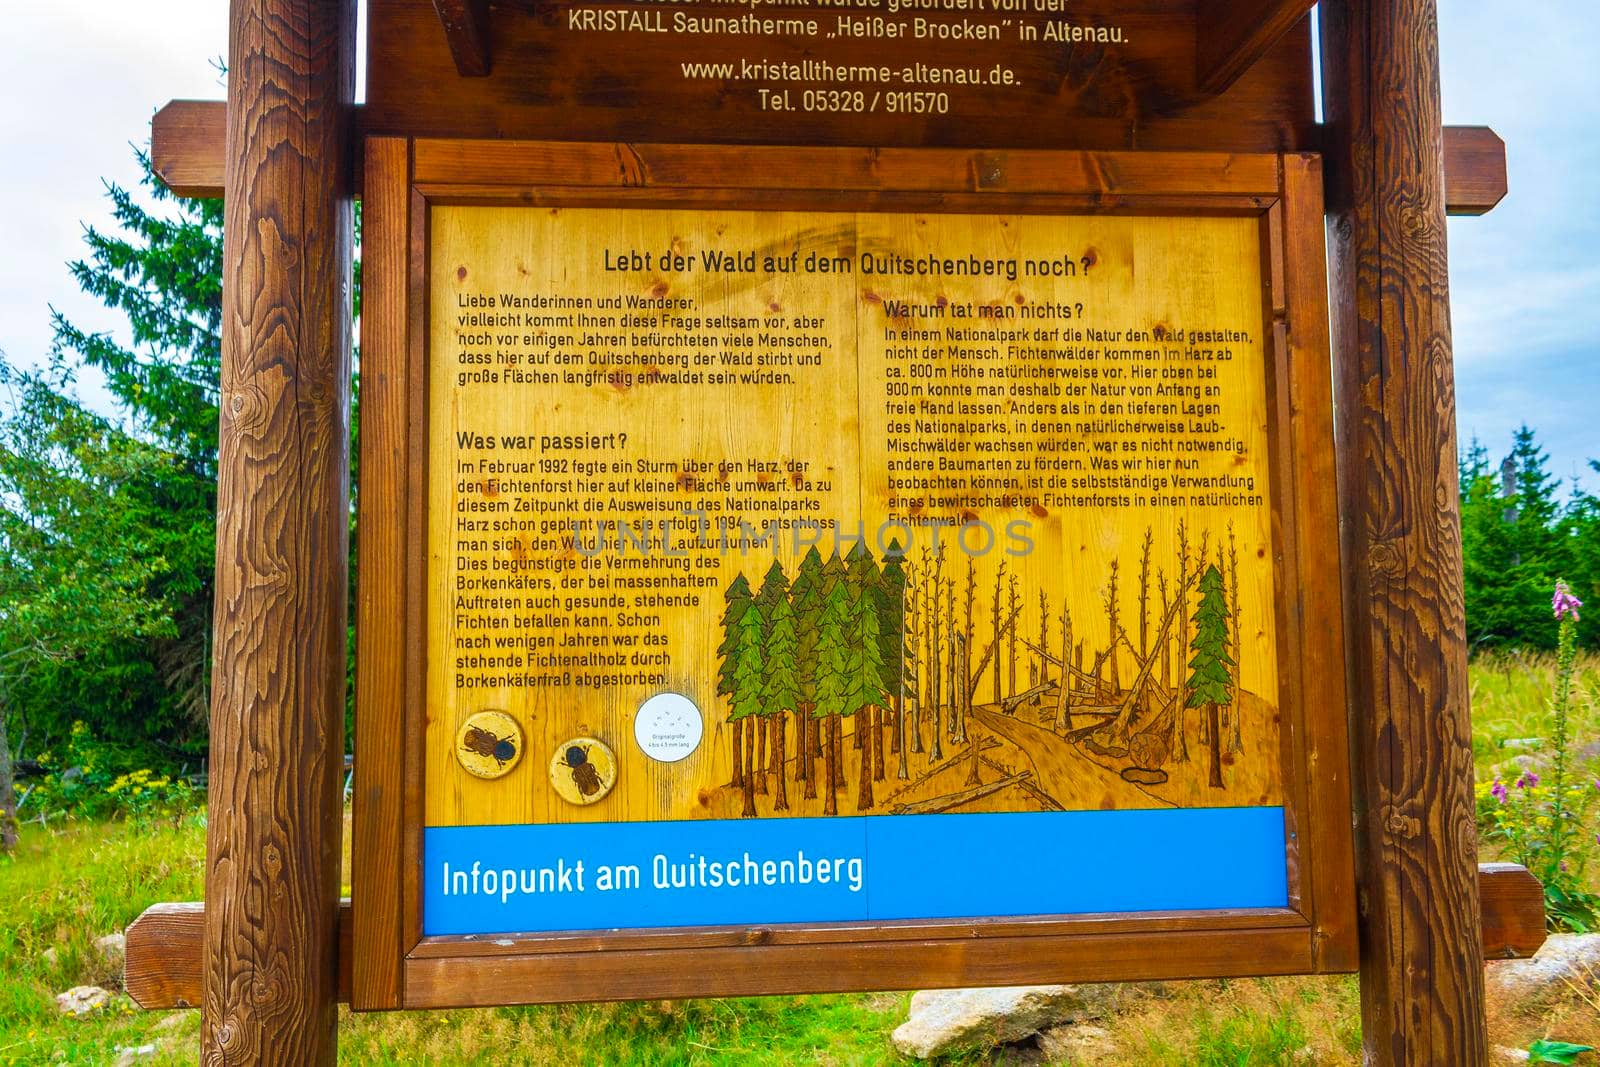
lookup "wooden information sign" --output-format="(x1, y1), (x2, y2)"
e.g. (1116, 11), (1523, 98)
(126, 1), (1526, 1059)
(352, 140), (1357, 1008)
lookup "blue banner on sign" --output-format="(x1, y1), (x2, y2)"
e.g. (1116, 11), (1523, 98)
(423, 807), (1287, 936)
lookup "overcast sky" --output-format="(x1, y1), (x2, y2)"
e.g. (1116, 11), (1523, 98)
(0, 1), (1594, 491)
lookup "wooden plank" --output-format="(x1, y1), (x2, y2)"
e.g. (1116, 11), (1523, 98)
(431, 0), (491, 77)
(1196, 0), (1317, 96)
(410, 141), (1286, 197)
(410, 908), (1311, 958)
(146, 99), (1508, 215)
(369, 0), (1317, 153)
(127, 902), (353, 1010)
(1319, 0), (1489, 1060)
(1279, 153), (1360, 972)
(205, 0), (357, 1061)
(351, 136), (412, 1010)
(1479, 862), (1547, 960)
(151, 100), (227, 199)
(1441, 126), (1509, 216)
(119, 866), (1546, 1009)
(401, 927), (1317, 1008)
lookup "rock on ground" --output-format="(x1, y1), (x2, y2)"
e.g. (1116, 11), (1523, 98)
(113, 1044), (157, 1066)
(1486, 933), (1600, 1005)
(95, 932), (127, 965)
(1037, 1022), (1116, 1061)
(55, 986), (110, 1016)
(891, 985), (1127, 1059)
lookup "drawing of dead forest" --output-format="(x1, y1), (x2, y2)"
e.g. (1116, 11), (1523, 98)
(711, 524), (1278, 819)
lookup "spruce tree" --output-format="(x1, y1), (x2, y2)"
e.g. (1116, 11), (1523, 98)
(1461, 428), (1575, 649)
(730, 602), (766, 817)
(813, 572), (853, 814)
(754, 559), (790, 795)
(1186, 565), (1234, 789)
(761, 592), (799, 811)
(879, 540), (908, 770)
(843, 584), (888, 810)
(3, 152), (226, 760)
(718, 572), (754, 787)
(790, 546), (826, 796)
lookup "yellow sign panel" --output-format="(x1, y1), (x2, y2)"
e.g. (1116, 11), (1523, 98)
(427, 205), (1280, 833)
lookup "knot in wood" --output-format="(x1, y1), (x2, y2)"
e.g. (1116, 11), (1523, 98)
(1382, 807), (1421, 839)
(1366, 538), (1406, 579)
(224, 381), (273, 436)
(1401, 203), (1436, 242)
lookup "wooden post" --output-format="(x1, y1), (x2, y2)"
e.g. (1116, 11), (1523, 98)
(205, 0), (356, 1062)
(1319, 0), (1489, 1062)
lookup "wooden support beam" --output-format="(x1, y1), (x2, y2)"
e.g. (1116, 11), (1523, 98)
(1478, 863), (1547, 961)
(121, 865), (1549, 1010)
(1195, 0), (1316, 97)
(128, 901), (355, 1009)
(148, 100), (1510, 217)
(1319, 0), (1489, 1060)
(1441, 126), (1509, 215)
(433, 0), (492, 77)
(150, 100), (227, 200)
(205, 0), (357, 1061)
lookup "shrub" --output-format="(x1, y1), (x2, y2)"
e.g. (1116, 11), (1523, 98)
(1479, 580), (1600, 930)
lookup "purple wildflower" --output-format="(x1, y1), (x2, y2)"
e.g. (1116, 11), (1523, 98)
(1492, 778), (1509, 803)
(1517, 771), (1540, 790)
(1553, 579), (1583, 622)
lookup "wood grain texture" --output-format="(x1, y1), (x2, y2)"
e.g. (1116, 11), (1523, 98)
(1278, 154), (1359, 972)
(423, 206), (1284, 830)
(129, 902), (353, 1010)
(411, 141), (1285, 196)
(1478, 862), (1547, 961)
(1195, 0), (1316, 96)
(351, 137), (412, 1010)
(1319, 0), (1489, 1061)
(400, 926), (1317, 1008)
(152, 101), (230, 199)
(370, 0), (1316, 153)
(147, 101), (1510, 217)
(431, 0), (491, 76)
(123, 865), (1543, 1009)
(205, 0), (356, 1062)
(353, 144), (1359, 1000)
(1441, 126), (1508, 216)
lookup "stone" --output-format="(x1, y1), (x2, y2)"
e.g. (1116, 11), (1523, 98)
(1037, 1022), (1116, 1061)
(55, 986), (110, 1016)
(153, 1011), (193, 1032)
(1494, 1047), (1532, 1064)
(1502, 738), (1545, 751)
(113, 1044), (157, 1066)
(1485, 933), (1600, 1004)
(95, 932), (126, 966)
(41, 947), (59, 967)
(891, 985), (1126, 1058)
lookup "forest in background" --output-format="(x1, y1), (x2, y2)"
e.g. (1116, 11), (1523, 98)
(0, 150), (1595, 815)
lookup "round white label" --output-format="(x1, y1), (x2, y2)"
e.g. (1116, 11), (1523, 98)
(634, 692), (703, 763)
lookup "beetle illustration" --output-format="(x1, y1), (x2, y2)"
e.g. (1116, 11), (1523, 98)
(562, 744), (604, 797)
(461, 725), (517, 768)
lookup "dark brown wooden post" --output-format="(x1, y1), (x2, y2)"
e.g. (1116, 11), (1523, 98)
(1320, 0), (1489, 1062)
(204, 0), (356, 1061)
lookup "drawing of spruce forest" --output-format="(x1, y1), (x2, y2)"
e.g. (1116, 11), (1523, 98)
(710, 524), (1281, 820)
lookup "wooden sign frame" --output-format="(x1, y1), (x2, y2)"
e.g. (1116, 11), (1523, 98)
(351, 136), (1358, 1011)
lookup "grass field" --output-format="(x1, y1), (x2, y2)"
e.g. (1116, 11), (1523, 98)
(2, 654), (1597, 1065)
